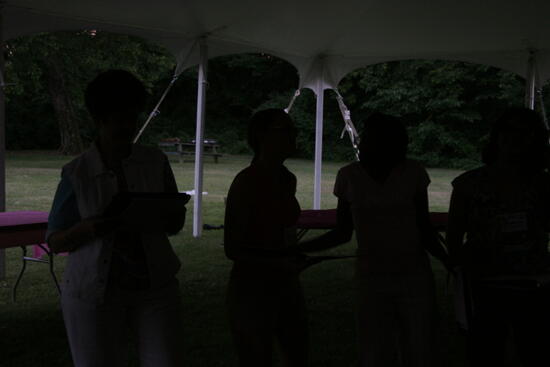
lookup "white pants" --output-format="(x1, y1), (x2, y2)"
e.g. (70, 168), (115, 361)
(356, 273), (437, 367)
(61, 278), (184, 367)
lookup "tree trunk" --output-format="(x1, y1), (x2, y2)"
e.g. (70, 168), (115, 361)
(44, 55), (83, 155)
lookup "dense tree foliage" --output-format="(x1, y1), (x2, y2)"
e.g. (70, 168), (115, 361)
(5, 31), (545, 167)
(338, 61), (528, 167)
(5, 31), (174, 154)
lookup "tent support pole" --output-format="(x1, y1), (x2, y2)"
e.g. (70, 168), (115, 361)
(192, 39), (208, 238)
(0, 4), (6, 281)
(313, 78), (324, 210)
(525, 50), (536, 110)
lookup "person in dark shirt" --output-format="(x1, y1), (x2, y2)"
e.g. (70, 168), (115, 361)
(224, 109), (308, 367)
(447, 107), (550, 367)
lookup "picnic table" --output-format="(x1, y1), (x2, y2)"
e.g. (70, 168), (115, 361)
(0, 211), (61, 301)
(159, 138), (222, 163)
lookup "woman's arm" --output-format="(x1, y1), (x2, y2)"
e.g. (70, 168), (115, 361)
(446, 186), (468, 267)
(48, 217), (119, 253)
(297, 198), (354, 253)
(415, 188), (452, 271)
(161, 155), (186, 235)
(47, 172), (83, 253)
(47, 169), (120, 253)
(224, 174), (259, 261)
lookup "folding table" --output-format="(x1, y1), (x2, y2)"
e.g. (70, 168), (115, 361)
(0, 211), (61, 301)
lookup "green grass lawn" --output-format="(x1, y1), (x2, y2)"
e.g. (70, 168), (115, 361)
(0, 151), (467, 367)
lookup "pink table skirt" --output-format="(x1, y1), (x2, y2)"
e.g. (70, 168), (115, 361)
(0, 211), (49, 249)
(0, 211), (67, 256)
(32, 243), (67, 258)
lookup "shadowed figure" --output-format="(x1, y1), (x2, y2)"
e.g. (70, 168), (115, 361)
(47, 70), (185, 367)
(299, 113), (450, 367)
(446, 107), (550, 367)
(224, 109), (308, 367)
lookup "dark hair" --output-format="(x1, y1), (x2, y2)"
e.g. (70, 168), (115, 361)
(482, 107), (548, 172)
(85, 70), (147, 122)
(247, 108), (293, 157)
(359, 112), (408, 167)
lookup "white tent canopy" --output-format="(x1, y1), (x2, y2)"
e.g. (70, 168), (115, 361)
(0, 0), (549, 247)
(6, 0), (550, 87)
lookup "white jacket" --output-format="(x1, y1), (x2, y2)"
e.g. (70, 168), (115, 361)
(49, 144), (182, 304)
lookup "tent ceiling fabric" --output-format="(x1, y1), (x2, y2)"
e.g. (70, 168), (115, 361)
(5, 0), (550, 89)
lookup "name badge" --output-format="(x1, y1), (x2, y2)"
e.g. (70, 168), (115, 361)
(499, 212), (528, 233)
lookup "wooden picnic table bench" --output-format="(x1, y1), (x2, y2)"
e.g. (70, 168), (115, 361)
(159, 138), (222, 163)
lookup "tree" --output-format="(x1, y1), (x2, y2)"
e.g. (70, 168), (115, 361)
(5, 31), (175, 154)
(338, 60), (525, 167)
(4, 32), (541, 168)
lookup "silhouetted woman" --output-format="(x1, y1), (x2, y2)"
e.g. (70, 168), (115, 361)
(446, 107), (550, 367)
(47, 70), (185, 367)
(300, 113), (450, 367)
(224, 109), (307, 367)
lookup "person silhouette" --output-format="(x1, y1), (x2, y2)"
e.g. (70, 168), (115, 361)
(47, 70), (185, 367)
(446, 107), (550, 367)
(299, 113), (450, 367)
(224, 109), (308, 367)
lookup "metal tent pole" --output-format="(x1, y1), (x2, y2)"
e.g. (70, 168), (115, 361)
(313, 77), (324, 210)
(537, 87), (549, 130)
(533, 54), (550, 130)
(525, 50), (536, 110)
(133, 41), (198, 144)
(0, 3), (6, 280)
(193, 39), (208, 238)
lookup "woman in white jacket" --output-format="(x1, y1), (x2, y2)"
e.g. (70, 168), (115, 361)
(47, 70), (185, 367)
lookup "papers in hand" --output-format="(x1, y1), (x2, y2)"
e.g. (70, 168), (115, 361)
(104, 192), (190, 231)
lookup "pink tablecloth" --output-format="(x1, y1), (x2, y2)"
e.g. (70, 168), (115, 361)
(32, 243), (63, 258)
(0, 210), (49, 228)
(0, 211), (67, 256)
(430, 212), (449, 231)
(297, 209), (337, 230)
(0, 211), (49, 249)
